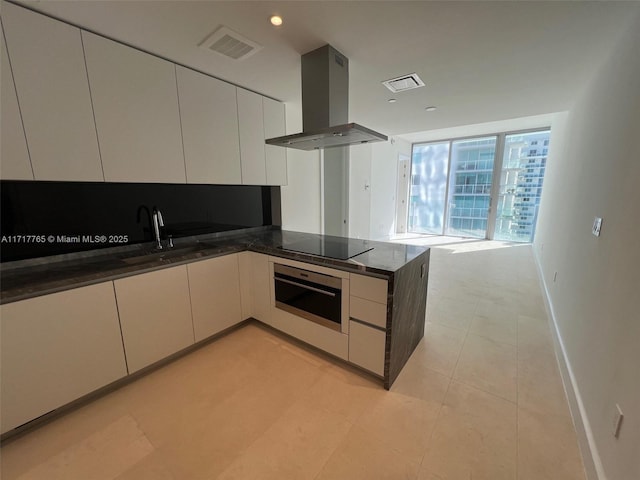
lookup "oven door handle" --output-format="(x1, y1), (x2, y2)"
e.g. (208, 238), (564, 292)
(274, 276), (337, 297)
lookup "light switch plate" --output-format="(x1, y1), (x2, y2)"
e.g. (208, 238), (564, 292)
(613, 404), (624, 438)
(592, 217), (603, 237)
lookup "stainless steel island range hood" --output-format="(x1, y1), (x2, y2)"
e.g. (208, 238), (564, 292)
(265, 45), (387, 151)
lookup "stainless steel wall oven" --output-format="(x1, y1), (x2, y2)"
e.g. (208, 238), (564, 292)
(273, 263), (343, 331)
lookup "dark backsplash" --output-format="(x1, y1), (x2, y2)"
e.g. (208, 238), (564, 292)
(1, 181), (278, 262)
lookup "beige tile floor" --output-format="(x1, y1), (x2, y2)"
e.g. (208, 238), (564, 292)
(0, 242), (586, 480)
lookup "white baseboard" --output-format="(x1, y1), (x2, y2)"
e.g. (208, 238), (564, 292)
(532, 247), (607, 480)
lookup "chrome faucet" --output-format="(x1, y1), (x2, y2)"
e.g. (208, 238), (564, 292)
(152, 207), (164, 249)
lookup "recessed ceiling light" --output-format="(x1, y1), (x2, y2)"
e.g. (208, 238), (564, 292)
(270, 15), (283, 26)
(425, 106), (437, 112)
(388, 99), (397, 103)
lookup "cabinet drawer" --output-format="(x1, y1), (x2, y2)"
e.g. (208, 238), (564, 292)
(348, 320), (385, 376)
(350, 296), (387, 329)
(350, 274), (387, 304)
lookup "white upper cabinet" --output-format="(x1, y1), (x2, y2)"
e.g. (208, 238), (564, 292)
(1, 3), (103, 181)
(1, 23), (33, 180)
(263, 97), (287, 186)
(176, 66), (241, 184)
(2, 3), (287, 186)
(82, 31), (186, 183)
(237, 88), (267, 185)
(237, 89), (287, 186)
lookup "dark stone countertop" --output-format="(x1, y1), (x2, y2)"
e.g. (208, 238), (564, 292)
(0, 227), (429, 305)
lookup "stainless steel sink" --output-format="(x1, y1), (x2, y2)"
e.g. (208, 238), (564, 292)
(120, 245), (204, 265)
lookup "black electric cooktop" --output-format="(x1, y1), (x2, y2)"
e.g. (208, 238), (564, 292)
(278, 237), (373, 260)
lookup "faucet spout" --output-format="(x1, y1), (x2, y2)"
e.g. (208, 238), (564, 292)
(136, 205), (153, 241)
(152, 207), (165, 250)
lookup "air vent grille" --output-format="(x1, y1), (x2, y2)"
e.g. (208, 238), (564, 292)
(382, 73), (425, 93)
(199, 26), (262, 61)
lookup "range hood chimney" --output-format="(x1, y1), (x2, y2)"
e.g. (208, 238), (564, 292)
(265, 45), (387, 150)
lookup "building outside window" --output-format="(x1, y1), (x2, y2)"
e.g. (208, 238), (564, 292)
(494, 129), (551, 242)
(446, 137), (496, 238)
(407, 129), (551, 243)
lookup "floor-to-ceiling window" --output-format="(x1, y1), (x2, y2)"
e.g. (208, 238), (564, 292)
(445, 137), (496, 238)
(407, 129), (550, 242)
(494, 131), (550, 242)
(408, 142), (449, 235)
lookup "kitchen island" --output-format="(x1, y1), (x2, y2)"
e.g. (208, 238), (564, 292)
(1, 227), (429, 436)
(245, 229), (430, 388)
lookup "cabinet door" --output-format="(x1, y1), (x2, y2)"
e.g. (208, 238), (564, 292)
(82, 31), (186, 183)
(176, 66), (241, 184)
(250, 252), (271, 320)
(2, 3), (103, 181)
(238, 251), (253, 320)
(237, 89), (266, 185)
(114, 266), (194, 373)
(0, 282), (127, 433)
(349, 320), (385, 376)
(187, 254), (242, 342)
(1, 23), (33, 180)
(263, 97), (287, 185)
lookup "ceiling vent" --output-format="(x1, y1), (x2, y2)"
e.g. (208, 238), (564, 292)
(199, 26), (262, 61)
(382, 73), (425, 93)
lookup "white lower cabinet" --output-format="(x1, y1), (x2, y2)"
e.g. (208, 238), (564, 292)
(348, 273), (388, 376)
(237, 251), (253, 320)
(114, 265), (194, 373)
(0, 282), (128, 434)
(348, 320), (386, 377)
(350, 273), (388, 303)
(350, 296), (387, 329)
(250, 252), (272, 321)
(0, 252), (395, 435)
(265, 256), (350, 359)
(187, 254), (242, 342)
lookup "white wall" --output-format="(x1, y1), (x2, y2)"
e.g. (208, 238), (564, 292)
(534, 12), (640, 480)
(348, 143), (372, 239)
(369, 137), (411, 240)
(400, 112), (559, 144)
(348, 137), (411, 240)
(280, 101), (322, 234)
(280, 114), (411, 240)
(323, 147), (349, 236)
